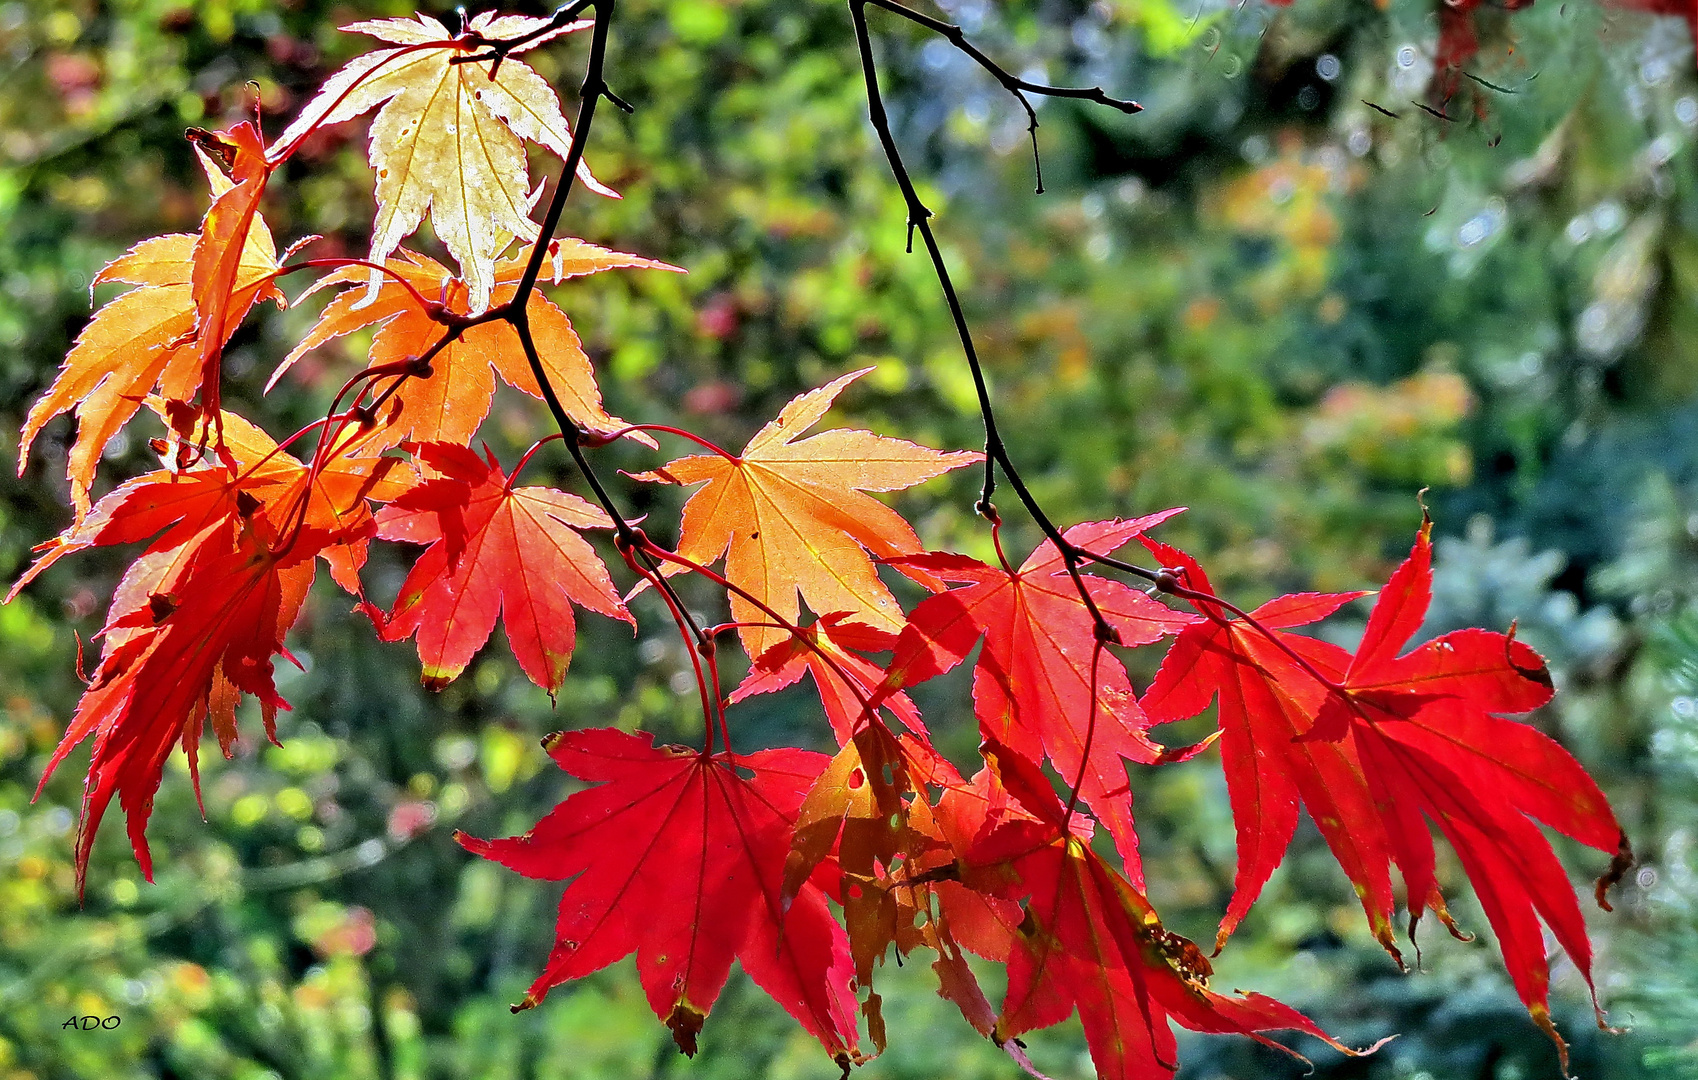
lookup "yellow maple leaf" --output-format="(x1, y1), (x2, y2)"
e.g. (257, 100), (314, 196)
(273, 12), (616, 315)
(633, 369), (981, 658)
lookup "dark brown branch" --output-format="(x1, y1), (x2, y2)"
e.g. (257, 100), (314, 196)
(861, 0), (1140, 195)
(849, 0), (1122, 642)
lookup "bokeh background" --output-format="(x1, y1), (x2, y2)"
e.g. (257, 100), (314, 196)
(2, 0), (1697, 1075)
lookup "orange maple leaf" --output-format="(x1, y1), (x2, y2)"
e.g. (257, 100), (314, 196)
(186, 121), (277, 435)
(634, 369), (980, 658)
(275, 246), (675, 448)
(18, 146), (285, 515)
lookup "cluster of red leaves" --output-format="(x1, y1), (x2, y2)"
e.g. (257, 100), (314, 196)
(7, 9), (1633, 1079)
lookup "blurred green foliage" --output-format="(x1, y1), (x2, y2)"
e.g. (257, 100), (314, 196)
(2, 0), (1697, 1076)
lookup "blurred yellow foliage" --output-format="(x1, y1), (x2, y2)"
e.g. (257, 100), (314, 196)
(1211, 134), (1353, 307)
(1304, 368), (1475, 486)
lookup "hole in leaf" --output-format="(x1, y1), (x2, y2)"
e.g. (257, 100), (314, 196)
(848, 767), (865, 789)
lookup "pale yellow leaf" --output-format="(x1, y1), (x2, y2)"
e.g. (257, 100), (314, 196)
(274, 12), (613, 315)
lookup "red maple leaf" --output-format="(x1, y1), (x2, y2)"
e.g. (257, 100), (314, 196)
(1137, 537), (1389, 955)
(37, 515), (326, 896)
(457, 727), (861, 1065)
(12, 415), (368, 896)
(1144, 518), (1630, 1066)
(1309, 516), (1629, 1064)
(935, 743), (1379, 1080)
(368, 441), (632, 692)
(883, 514), (1199, 871)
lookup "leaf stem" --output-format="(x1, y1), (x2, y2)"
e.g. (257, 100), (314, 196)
(1075, 544), (1353, 698)
(506, 433), (566, 490)
(275, 257), (438, 314)
(594, 424), (739, 462)
(1062, 641), (1107, 829)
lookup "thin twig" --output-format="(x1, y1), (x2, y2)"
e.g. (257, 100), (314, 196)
(849, 0), (1124, 642)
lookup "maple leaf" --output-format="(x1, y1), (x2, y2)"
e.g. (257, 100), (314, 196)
(1144, 519), (1628, 1066)
(11, 407), (394, 603)
(38, 518), (325, 897)
(730, 612), (925, 744)
(17, 147), (285, 515)
(778, 718), (956, 1048)
(457, 727), (861, 1065)
(1137, 536), (1391, 956)
(882, 515), (1199, 872)
(275, 247), (674, 449)
(274, 12), (615, 314)
(897, 763), (1013, 1040)
(634, 368), (980, 659)
(13, 401), (405, 897)
(368, 441), (632, 693)
(185, 121), (277, 432)
(939, 743), (1379, 1080)
(1306, 517), (1628, 1064)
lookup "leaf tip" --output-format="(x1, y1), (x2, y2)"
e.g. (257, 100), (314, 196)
(510, 990), (541, 1014)
(666, 1003), (706, 1056)
(1595, 830), (1634, 911)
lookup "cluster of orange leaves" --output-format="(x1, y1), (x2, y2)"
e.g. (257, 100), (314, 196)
(8, 11), (1633, 1079)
